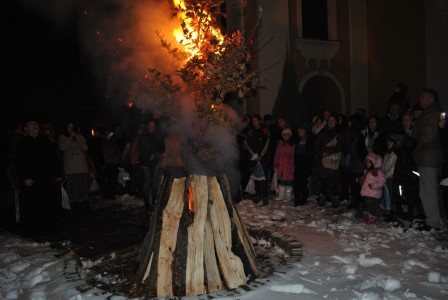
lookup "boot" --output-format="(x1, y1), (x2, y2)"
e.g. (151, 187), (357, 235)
(262, 194), (269, 205)
(318, 194), (326, 206)
(276, 185), (286, 200)
(355, 202), (365, 218)
(83, 201), (91, 212)
(283, 186), (293, 202)
(331, 195), (340, 208)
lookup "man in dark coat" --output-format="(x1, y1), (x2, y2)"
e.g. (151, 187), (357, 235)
(15, 118), (64, 234)
(411, 88), (443, 230)
(138, 119), (165, 208)
(244, 114), (271, 205)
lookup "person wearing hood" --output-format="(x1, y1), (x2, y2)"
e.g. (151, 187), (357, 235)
(359, 153), (385, 224)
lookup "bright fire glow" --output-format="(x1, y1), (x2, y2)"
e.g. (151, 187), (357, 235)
(188, 184), (194, 212)
(91, 129), (95, 137)
(172, 0), (224, 60)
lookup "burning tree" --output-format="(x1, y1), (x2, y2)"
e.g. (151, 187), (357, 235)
(143, 0), (257, 128)
(131, 0), (260, 297)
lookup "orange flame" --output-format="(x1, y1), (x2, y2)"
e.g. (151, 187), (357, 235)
(188, 184), (194, 212)
(91, 128), (95, 137)
(172, 0), (224, 60)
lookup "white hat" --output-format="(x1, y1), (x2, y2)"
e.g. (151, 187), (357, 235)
(282, 128), (292, 136)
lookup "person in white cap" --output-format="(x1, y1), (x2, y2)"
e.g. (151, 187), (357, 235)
(273, 128), (295, 201)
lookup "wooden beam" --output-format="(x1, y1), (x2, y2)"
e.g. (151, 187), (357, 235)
(222, 175), (260, 276)
(185, 175), (208, 296)
(157, 178), (186, 297)
(208, 177), (246, 289)
(204, 215), (224, 293)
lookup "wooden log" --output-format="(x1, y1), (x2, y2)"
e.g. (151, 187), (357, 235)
(172, 177), (192, 296)
(157, 178), (186, 297)
(185, 175), (208, 296)
(203, 215), (224, 293)
(222, 175), (260, 277)
(208, 177), (246, 289)
(133, 174), (170, 284)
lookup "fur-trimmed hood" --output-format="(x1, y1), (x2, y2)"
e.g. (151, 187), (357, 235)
(366, 152), (383, 169)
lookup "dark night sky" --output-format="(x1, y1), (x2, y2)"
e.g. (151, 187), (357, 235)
(2, 1), (102, 128)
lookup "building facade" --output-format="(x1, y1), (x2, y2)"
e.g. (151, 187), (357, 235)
(227, 0), (448, 118)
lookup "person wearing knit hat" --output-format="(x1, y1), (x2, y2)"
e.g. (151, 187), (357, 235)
(282, 128), (292, 136)
(273, 128), (295, 201)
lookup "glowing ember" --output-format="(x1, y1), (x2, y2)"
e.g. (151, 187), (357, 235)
(91, 128), (95, 137)
(127, 101), (134, 108)
(188, 184), (194, 212)
(172, 0), (224, 60)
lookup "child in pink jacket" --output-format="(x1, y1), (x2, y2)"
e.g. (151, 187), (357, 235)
(359, 153), (385, 224)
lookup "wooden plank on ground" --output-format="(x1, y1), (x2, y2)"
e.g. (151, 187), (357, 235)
(186, 175), (208, 296)
(208, 177), (246, 289)
(157, 178), (186, 297)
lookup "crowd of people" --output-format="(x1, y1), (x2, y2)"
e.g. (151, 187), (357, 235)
(239, 87), (448, 231)
(1, 86), (447, 235)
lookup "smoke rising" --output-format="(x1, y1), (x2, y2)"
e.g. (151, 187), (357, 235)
(17, 0), (243, 191)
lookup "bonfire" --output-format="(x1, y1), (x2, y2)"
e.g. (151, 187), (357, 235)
(130, 0), (261, 297)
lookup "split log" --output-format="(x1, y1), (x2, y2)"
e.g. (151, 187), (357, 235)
(208, 177), (246, 289)
(133, 174), (170, 284)
(185, 175), (208, 296)
(157, 178), (186, 297)
(222, 176), (260, 277)
(203, 215), (224, 292)
(133, 173), (258, 297)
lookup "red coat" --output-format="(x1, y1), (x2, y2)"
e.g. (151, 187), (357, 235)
(273, 141), (295, 181)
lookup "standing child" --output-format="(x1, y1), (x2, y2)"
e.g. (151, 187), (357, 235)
(381, 135), (398, 213)
(359, 153), (385, 224)
(273, 128), (295, 201)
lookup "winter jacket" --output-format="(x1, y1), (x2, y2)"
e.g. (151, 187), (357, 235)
(412, 102), (443, 167)
(341, 128), (367, 174)
(273, 141), (295, 181)
(102, 137), (122, 166)
(294, 136), (314, 175)
(16, 135), (64, 185)
(382, 152), (397, 180)
(244, 126), (271, 175)
(138, 132), (166, 167)
(58, 134), (89, 175)
(360, 153), (385, 199)
(361, 128), (380, 153)
(393, 134), (419, 185)
(313, 126), (344, 178)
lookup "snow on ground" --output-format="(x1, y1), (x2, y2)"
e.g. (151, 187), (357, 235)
(1, 195), (448, 300)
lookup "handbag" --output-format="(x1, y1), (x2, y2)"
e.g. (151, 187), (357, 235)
(321, 137), (342, 170)
(271, 171), (278, 192)
(250, 161), (266, 181)
(61, 186), (71, 210)
(380, 185), (391, 211)
(322, 152), (342, 170)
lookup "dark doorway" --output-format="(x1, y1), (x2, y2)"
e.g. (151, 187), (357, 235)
(302, 74), (341, 115)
